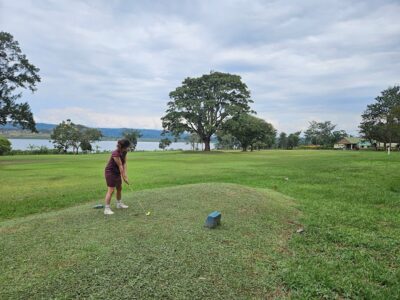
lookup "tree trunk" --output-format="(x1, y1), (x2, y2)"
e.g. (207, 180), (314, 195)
(203, 136), (211, 151)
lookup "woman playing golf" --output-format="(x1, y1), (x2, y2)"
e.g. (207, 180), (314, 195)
(104, 139), (130, 215)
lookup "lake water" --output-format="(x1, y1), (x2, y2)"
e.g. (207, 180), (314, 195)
(9, 139), (213, 151)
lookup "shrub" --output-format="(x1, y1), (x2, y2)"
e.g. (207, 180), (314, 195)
(297, 145), (328, 150)
(9, 147), (59, 155)
(0, 136), (12, 155)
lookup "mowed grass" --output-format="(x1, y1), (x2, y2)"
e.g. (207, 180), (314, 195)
(0, 150), (399, 298)
(0, 183), (298, 299)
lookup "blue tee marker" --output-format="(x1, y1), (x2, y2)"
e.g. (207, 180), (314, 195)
(205, 211), (222, 228)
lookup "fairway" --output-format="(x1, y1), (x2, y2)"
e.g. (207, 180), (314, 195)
(0, 150), (399, 298)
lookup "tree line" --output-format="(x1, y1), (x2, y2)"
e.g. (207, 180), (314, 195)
(50, 119), (144, 154)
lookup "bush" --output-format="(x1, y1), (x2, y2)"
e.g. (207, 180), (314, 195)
(9, 146), (59, 155)
(297, 145), (329, 150)
(0, 136), (12, 155)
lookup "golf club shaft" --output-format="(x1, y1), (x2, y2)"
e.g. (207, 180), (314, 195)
(126, 183), (147, 214)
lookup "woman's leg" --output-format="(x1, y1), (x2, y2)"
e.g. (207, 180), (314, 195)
(105, 187), (115, 206)
(116, 184), (129, 208)
(116, 186), (122, 201)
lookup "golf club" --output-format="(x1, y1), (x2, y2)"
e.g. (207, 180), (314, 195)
(126, 182), (151, 216)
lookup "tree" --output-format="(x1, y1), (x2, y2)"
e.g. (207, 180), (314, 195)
(159, 138), (172, 150)
(51, 120), (102, 154)
(278, 132), (288, 149)
(50, 120), (79, 153)
(304, 121), (342, 147)
(360, 86), (400, 149)
(388, 105), (400, 144)
(0, 32), (41, 132)
(287, 131), (301, 149)
(185, 132), (202, 151)
(80, 140), (92, 153)
(215, 131), (240, 150)
(161, 71), (253, 151)
(0, 135), (11, 155)
(79, 128), (102, 153)
(331, 130), (348, 145)
(222, 114), (276, 151)
(123, 129), (142, 151)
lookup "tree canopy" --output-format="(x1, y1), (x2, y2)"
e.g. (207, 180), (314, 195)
(161, 71), (253, 151)
(0, 32), (40, 132)
(305, 121), (347, 147)
(222, 114), (276, 151)
(278, 132), (288, 149)
(360, 86), (400, 146)
(50, 119), (102, 154)
(0, 135), (11, 155)
(159, 138), (172, 150)
(215, 131), (240, 150)
(287, 131), (302, 149)
(123, 129), (142, 151)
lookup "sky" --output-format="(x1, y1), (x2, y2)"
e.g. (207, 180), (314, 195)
(1, 0), (400, 134)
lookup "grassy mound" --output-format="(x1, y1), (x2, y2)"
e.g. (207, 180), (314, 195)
(0, 183), (299, 299)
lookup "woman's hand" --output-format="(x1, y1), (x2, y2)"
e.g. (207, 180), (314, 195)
(122, 174), (129, 184)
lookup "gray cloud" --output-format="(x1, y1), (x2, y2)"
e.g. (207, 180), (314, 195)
(1, 0), (399, 134)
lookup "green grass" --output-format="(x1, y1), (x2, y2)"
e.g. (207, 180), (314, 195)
(0, 183), (298, 299)
(0, 150), (399, 298)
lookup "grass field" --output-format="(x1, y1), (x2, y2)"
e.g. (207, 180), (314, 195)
(0, 150), (399, 299)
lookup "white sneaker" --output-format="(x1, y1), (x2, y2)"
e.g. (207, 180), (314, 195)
(116, 202), (129, 209)
(104, 207), (114, 215)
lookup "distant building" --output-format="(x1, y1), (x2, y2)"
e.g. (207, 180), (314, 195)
(334, 137), (371, 150)
(374, 142), (399, 150)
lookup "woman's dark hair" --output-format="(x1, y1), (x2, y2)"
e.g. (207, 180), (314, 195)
(117, 139), (131, 150)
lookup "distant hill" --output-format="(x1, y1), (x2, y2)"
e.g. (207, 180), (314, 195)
(1, 122), (55, 132)
(0, 122), (181, 140)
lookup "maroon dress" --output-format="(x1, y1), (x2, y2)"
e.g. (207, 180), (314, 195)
(105, 149), (127, 188)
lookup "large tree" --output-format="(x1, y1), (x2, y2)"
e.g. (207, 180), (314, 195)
(278, 132), (288, 149)
(304, 121), (346, 147)
(0, 32), (40, 132)
(50, 119), (80, 153)
(161, 71), (253, 151)
(304, 121), (336, 146)
(360, 86), (400, 148)
(287, 131), (301, 149)
(222, 114), (276, 151)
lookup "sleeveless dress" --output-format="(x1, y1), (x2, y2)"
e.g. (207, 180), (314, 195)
(104, 149), (126, 188)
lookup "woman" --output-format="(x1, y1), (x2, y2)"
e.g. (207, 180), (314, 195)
(104, 139), (130, 215)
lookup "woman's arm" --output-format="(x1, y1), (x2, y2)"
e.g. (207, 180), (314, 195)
(124, 155), (127, 176)
(113, 157), (128, 183)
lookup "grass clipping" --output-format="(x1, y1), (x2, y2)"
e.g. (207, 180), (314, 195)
(0, 183), (299, 299)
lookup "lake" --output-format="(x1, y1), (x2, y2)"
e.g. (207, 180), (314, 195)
(9, 139), (213, 151)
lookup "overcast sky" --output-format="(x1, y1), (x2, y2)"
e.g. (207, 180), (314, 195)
(1, 0), (399, 134)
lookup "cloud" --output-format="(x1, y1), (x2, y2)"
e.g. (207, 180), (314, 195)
(1, 0), (399, 133)
(37, 107), (161, 129)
